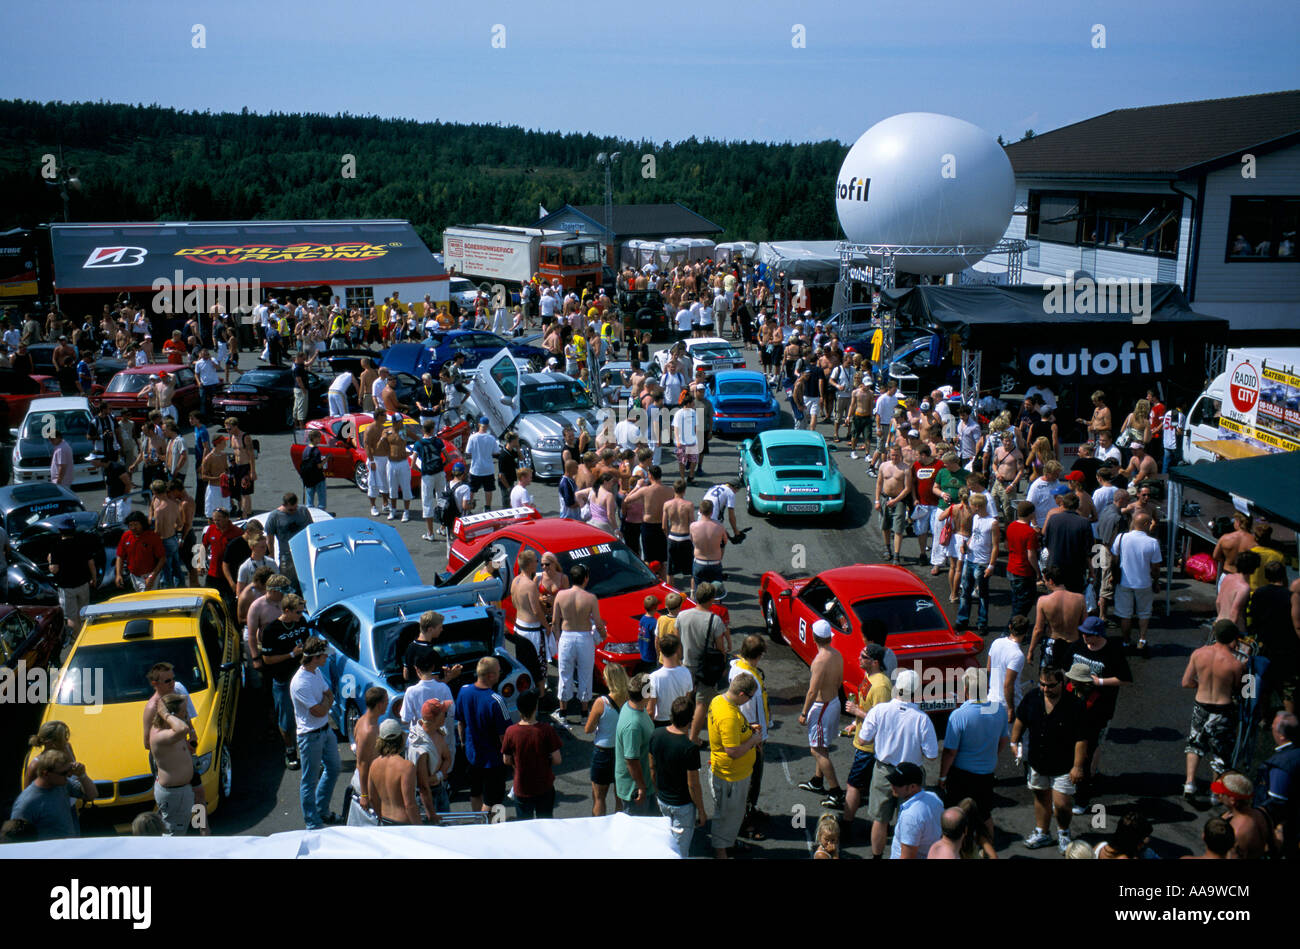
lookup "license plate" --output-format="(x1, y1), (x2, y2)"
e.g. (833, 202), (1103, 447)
(918, 699), (958, 712)
(226, 404), (248, 411)
(732, 421), (755, 430)
(784, 503), (818, 513)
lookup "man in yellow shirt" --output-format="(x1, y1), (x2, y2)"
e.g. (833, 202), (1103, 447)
(840, 643), (893, 835)
(708, 673), (764, 858)
(730, 635), (771, 840)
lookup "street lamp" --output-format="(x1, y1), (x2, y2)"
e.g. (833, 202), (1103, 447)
(595, 151), (621, 263)
(45, 148), (81, 222)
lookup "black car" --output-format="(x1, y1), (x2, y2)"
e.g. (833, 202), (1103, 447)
(617, 289), (671, 340)
(212, 366), (331, 430)
(0, 483), (85, 606)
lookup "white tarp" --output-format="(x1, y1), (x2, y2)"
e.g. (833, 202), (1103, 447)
(0, 813), (679, 860)
(758, 240), (844, 285)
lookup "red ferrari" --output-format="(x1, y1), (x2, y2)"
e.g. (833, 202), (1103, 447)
(289, 413), (469, 496)
(443, 510), (727, 676)
(0, 371), (63, 431)
(759, 564), (983, 715)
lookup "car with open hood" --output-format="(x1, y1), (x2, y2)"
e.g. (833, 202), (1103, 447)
(468, 348), (610, 479)
(1, 483), (88, 605)
(10, 397), (101, 487)
(738, 429), (846, 517)
(289, 517), (531, 740)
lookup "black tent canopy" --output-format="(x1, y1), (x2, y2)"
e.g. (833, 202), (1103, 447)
(1168, 452), (1300, 530)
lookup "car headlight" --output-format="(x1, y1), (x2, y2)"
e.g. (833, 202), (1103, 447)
(536, 437), (562, 451)
(194, 752), (213, 775)
(604, 642), (640, 654)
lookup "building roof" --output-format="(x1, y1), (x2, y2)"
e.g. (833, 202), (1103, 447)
(1004, 90), (1300, 178)
(537, 203), (723, 238)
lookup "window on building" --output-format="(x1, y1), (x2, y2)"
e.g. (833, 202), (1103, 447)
(1224, 196), (1299, 261)
(1026, 191), (1180, 256)
(344, 286), (373, 310)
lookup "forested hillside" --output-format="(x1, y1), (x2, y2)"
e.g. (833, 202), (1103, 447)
(0, 100), (847, 245)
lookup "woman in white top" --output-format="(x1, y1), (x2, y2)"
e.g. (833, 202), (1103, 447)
(579, 472), (619, 536)
(956, 494), (1000, 633)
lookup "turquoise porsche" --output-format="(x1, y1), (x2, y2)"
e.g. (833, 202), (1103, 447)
(738, 429), (846, 517)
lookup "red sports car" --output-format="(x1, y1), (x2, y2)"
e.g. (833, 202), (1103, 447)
(759, 564), (983, 715)
(0, 371), (63, 431)
(97, 364), (200, 423)
(442, 510), (727, 675)
(289, 412), (469, 496)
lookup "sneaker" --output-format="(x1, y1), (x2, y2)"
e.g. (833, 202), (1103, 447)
(387, 510), (396, 520)
(850, 451), (859, 460)
(421, 533), (436, 542)
(370, 506), (379, 517)
(1022, 830), (1052, 849)
(797, 777), (826, 794)
(1071, 803), (1087, 816)
(821, 790), (846, 809)
(284, 751), (300, 771)
(401, 511), (410, 522)
(1057, 832), (1072, 854)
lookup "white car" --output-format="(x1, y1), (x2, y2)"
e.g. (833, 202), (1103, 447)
(237, 506), (333, 568)
(448, 277), (481, 311)
(10, 397), (101, 487)
(653, 337), (747, 380)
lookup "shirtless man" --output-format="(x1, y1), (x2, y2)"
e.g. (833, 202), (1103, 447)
(150, 480), (182, 588)
(927, 808), (967, 859)
(626, 465), (674, 564)
(367, 719), (422, 825)
(149, 693), (196, 835)
(351, 686), (388, 818)
(236, 565), (272, 630)
(553, 564), (607, 718)
(363, 407), (390, 517)
(358, 357), (378, 413)
(1121, 441), (1158, 487)
(380, 421), (412, 521)
(168, 478), (198, 585)
(199, 437), (229, 519)
(1182, 619), (1245, 801)
(1212, 514), (1256, 586)
(1029, 566), (1087, 670)
(1077, 390), (1112, 444)
(381, 375), (403, 416)
(154, 371), (178, 424)
(1215, 550), (1257, 628)
(246, 574), (287, 680)
(875, 446), (912, 564)
(226, 417), (257, 518)
(991, 435), (1025, 522)
(797, 620), (845, 807)
(510, 549), (548, 694)
(1214, 772), (1271, 858)
(662, 479), (695, 583)
(689, 499), (727, 598)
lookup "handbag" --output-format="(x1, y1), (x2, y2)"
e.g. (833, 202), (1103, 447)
(938, 514), (954, 547)
(700, 614), (727, 688)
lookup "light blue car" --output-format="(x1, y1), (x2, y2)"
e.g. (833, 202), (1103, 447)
(738, 429), (846, 518)
(289, 517), (531, 740)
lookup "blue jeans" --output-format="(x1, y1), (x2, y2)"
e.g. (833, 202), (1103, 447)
(304, 481), (326, 510)
(162, 535), (184, 588)
(658, 798), (696, 857)
(513, 788), (556, 820)
(298, 726), (341, 829)
(1007, 572), (1037, 621)
(956, 559), (990, 628)
(271, 680), (295, 736)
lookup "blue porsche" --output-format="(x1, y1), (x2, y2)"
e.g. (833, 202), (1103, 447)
(738, 429), (846, 517)
(708, 369), (781, 435)
(381, 330), (550, 379)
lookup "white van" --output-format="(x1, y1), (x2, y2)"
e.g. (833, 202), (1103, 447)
(1183, 348), (1300, 464)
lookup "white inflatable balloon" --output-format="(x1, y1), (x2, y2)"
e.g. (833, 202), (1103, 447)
(836, 112), (1015, 275)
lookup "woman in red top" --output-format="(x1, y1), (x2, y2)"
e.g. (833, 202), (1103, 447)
(1004, 500), (1041, 619)
(200, 508), (243, 597)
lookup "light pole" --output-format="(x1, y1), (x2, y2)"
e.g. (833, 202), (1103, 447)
(595, 151), (621, 265)
(45, 147), (81, 222)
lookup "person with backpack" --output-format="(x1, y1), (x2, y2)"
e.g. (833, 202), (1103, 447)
(416, 420), (448, 542)
(298, 429), (327, 510)
(437, 462), (473, 547)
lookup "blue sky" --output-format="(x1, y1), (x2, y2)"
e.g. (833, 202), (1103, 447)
(1, 0), (1296, 145)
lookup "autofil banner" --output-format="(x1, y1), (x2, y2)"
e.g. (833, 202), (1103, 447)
(1021, 339), (1166, 378)
(1218, 350), (1300, 453)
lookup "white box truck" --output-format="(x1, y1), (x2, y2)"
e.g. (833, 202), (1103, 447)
(1183, 348), (1300, 463)
(442, 225), (603, 291)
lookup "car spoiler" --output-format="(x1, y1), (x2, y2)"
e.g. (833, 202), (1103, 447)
(370, 578), (506, 623)
(452, 506), (542, 543)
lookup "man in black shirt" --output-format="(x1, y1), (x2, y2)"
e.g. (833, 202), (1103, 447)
(403, 610), (446, 684)
(648, 695), (706, 858)
(1250, 561), (1298, 712)
(218, 525), (251, 610)
(413, 374), (444, 427)
(1042, 492), (1094, 594)
(497, 433), (520, 500)
(1069, 442), (1103, 494)
(259, 593), (309, 769)
(1012, 665), (1088, 853)
(46, 518), (99, 642)
(1068, 617), (1133, 812)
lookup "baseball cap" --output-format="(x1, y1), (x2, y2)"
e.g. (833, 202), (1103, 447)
(1079, 616), (1107, 638)
(479, 416), (490, 426)
(421, 698), (448, 719)
(886, 762), (926, 787)
(451, 461), (467, 475)
(812, 619), (833, 640)
(378, 719), (404, 740)
(907, 428), (920, 438)
(1209, 773), (1252, 800)
(1063, 470), (1085, 482)
(920, 400), (931, 410)
(1051, 483), (1071, 497)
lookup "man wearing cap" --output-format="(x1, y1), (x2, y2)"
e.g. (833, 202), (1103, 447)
(367, 718), (421, 826)
(46, 519), (98, 642)
(857, 668), (939, 858)
(886, 762), (943, 859)
(291, 635), (340, 828)
(1067, 616), (1132, 813)
(1012, 665), (1088, 852)
(465, 416), (499, 512)
(796, 619), (846, 809)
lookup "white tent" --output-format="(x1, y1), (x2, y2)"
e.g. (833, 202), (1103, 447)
(0, 814), (680, 860)
(758, 240), (845, 285)
(715, 241), (758, 264)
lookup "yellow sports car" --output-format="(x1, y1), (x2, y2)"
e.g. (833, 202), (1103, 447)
(26, 589), (241, 819)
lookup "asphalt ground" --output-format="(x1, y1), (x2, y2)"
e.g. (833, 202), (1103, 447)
(4, 343), (1246, 859)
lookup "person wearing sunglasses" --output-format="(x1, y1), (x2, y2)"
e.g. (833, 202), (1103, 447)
(1011, 665), (1088, 854)
(9, 749), (95, 841)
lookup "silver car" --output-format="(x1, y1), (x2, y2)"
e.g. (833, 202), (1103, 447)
(468, 349), (610, 479)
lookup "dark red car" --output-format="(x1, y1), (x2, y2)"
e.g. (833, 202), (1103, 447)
(289, 412), (469, 496)
(0, 371), (62, 432)
(97, 365), (199, 424)
(0, 604), (67, 701)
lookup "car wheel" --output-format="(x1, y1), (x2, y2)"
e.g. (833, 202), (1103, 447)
(763, 595), (785, 645)
(354, 462), (369, 493)
(736, 455), (746, 483)
(344, 702), (360, 742)
(218, 742), (233, 802)
(283, 405), (293, 430)
(746, 485), (757, 516)
(519, 444), (534, 471)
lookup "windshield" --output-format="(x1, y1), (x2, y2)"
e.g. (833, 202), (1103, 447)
(693, 344), (741, 360)
(851, 595), (949, 637)
(231, 370), (284, 388)
(521, 380), (592, 413)
(717, 379), (766, 397)
(56, 639), (207, 706)
(449, 279), (476, 294)
(766, 443), (827, 467)
(7, 500), (82, 535)
(20, 411), (94, 439)
(555, 542), (657, 599)
(106, 373), (153, 394)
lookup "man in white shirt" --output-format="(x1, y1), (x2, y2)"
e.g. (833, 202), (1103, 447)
(328, 371), (355, 417)
(675, 306), (692, 340)
(509, 468), (535, 509)
(614, 412), (643, 452)
(1161, 404), (1186, 470)
(1112, 512), (1162, 652)
(703, 478), (741, 536)
(539, 289), (557, 323)
(1095, 431), (1122, 465)
(464, 416), (499, 511)
(987, 616), (1030, 723)
(646, 633), (694, 724)
(371, 368), (389, 410)
(671, 397), (699, 482)
(290, 636), (341, 829)
(1026, 460), (1064, 528)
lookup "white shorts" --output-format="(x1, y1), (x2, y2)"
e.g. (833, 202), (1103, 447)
(204, 484), (226, 519)
(804, 397), (821, 416)
(387, 459), (412, 500)
(328, 390), (347, 417)
(806, 700), (839, 748)
(421, 474), (443, 518)
(367, 457), (389, 498)
(1114, 585), (1154, 620)
(1027, 766), (1076, 796)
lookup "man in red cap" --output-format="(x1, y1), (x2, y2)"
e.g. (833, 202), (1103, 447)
(1064, 469), (1096, 522)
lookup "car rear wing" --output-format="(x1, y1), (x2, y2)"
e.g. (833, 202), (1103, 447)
(452, 506), (542, 543)
(81, 594), (207, 621)
(370, 578), (506, 623)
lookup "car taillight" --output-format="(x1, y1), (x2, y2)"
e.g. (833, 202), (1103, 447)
(516, 674), (532, 693)
(500, 682), (515, 698)
(758, 493), (780, 501)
